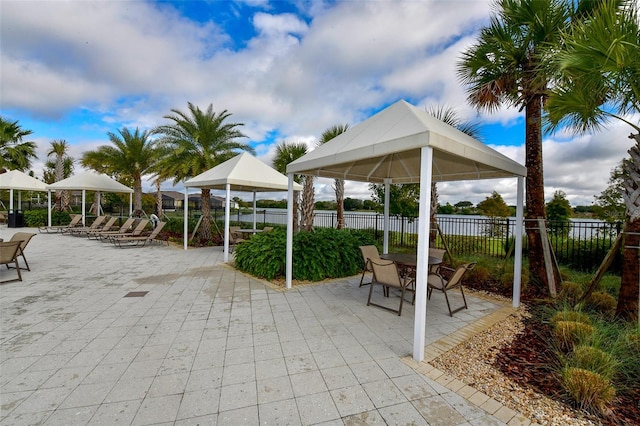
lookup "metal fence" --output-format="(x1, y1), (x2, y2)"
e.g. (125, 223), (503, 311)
(221, 208), (623, 272)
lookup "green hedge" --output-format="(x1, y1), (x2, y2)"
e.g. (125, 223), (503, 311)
(23, 210), (72, 227)
(234, 228), (377, 281)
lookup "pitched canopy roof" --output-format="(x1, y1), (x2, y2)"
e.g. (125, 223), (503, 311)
(0, 170), (48, 191)
(47, 171), (133, 193)
(287, 100), (526, 183)
(184, 152), (303, 192)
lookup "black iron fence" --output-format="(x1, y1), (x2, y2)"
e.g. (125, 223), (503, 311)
(218, 208), (623, 272)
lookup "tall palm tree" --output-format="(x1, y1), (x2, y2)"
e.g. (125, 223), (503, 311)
(547, 0), (639, 320)
(318, 124), (349, 229)
(81, 127), (156, 213)
(0, 117), (37, 173)
(272, 141), (308, 232)
(154, 103), (253, 240)
(457, 0), (602, 292)
(46, 140), (74, 211)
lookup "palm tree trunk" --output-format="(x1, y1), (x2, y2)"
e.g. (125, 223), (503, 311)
(301, 176), (315, 231)
(524, 96), (551, 292)
(293, 191), (300, 233)
(199, 189), (212, 240)
(335, 178), (345, 229)
(134, 177), (143, 212)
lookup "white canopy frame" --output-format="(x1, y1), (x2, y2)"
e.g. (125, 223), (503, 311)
(46, 171), (133, 226)
(0, 170), (49, 215)
(286, 100), (527, 362)
(183, 153), (302, 262)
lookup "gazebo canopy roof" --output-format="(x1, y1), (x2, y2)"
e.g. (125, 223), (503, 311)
(47, 171), (133, 193)
(287, 100), (526, 183)
(184, 152), (303, 192)
(0, 170), (48, 191)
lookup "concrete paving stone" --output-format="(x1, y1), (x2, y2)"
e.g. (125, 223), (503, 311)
(392, 374), (438, 401)
(158, 354), (196, 375)
(329, 384), (376, 417)
(280, 339), (310, 357)
(222, 362), (256, 386)
(176, 387), (221, 420)
(192, 350), (226, 370)
(284, 353), (317, 375)
(40, 366), (93, 389)
(376, 357), (416, 379)
(342, 409), (387, 426)
(312, 348), (346, 370)
(9, 386), (71, 415)
(439, 390), (490, 421)
(362, 378), (408, 408)
(41, 405), (98, 425)
(349, 360), (389, 384)
(217, 405), (259, 426)
(131, 394), (181, 426)
(254, 343), (284, 363)
(378, 401), (430, 426)
(133, 343), (172, 362)
(226, 334), (254, 350)
(0, 356), (41, 377)
(224, 347), (254, 366)
(197, 337), (227, 354)
(412, 394), (468, 426)
(27, 353), (75, 372)
(255, 357), (288, 381)
(469, 413), (509, 425)
(186, 367), (223, 392)
(1, 369), (57, 393)
(252, 331), (279, 347)
(218, 381), (258, 412)
(147, 371), (189, 398)
(257, 375), (294, 404)
(0, 390), (32, 417)
(58, 381), (114, 409)
(290, 370), (328, 397)
(320, 365), (359, 391)
(258, 398), (300, 425)
(104, 376), (154, 403)
(296, 391), (340, 425)
(0, 410), (51, 426)
(120, 358), (163, 380)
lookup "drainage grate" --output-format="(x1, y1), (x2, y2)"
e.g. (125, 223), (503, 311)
(124, 291), (149, 298)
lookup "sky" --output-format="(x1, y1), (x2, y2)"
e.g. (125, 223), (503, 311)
(1, 0), (637, 207)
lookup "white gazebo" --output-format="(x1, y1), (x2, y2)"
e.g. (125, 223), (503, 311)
(183, 152), (302, 262)
(0, 170), (48, 213)
(47, 171), (133, 226)
(286, 100), (527, 362)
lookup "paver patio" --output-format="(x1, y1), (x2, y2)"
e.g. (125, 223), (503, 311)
(0, 226), (529, 425)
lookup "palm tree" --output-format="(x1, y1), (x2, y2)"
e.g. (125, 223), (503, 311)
(46, 140), (74, 211)
(272, 141), (308, 232)
(547, 0), (639, 320)
(81, 127), (156, 213)
(154, 103), (253, 240)
(0, 117), (37, 173)
(318, 124), (349, 229)
(457, 0), (602, 293)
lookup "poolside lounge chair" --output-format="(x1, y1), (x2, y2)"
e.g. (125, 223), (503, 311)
(358, 245), (381, 287)
(367, 259), (413, 316)
(427, 262), (476, 316)
(103, 219), (150, 243)
(113, 221), (166, 248)
(6, 232), (36, 271)
(38, 214), (82, 234)
(73, 216), (118, 237)
(67, 215), (107, 236)
(0, 241), (22, 283)
(88, 217), (135, 240)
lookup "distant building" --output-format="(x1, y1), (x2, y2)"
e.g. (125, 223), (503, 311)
(158, 191), (236, 210)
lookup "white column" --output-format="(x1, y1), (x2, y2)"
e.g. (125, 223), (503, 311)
(129, 194), (133, 217)
(81, 190), (86, 225)
(252, 191), (257, 230)
(9, 189), (13, 212)
(183, 188), (188, 250)
(413, 146), (433, 362)
(47, 190), (52, 227)
(286, 173), (294, 289)
(224, 184), (231, 263)
(383, 179), (391, 253)
(513, 176), (525, 308)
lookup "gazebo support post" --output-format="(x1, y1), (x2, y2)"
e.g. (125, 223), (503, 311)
(286, 173), (294, 289)
(224, 184), (231, 263)
(513, 176), (524, 307)
(252, 190), (257, 230)
(81, 190), (86, 225)
(47, 190), (52, 227)
(129, 194), (133, 217)
(413, 147), (433, 362)
(183, 188), (188, 250)
(383, 179), (390, 253)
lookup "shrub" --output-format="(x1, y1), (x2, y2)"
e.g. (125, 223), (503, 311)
(550, 310), (591, 326)
(23, 210), (72, 226)
(467, 264), (490, 283)
(499, 270), (529, 292)
(234, 228), (376, 282)
(553, 321), (594, 351)
(569, 345), (618, 379)
(560, 367), (615, 414)
(559, 281), (583, 305)
(586, 292), (617, 315)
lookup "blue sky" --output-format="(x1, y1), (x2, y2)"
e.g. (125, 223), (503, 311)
(1, 0), (635, 206)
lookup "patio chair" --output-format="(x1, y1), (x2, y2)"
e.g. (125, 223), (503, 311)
(7, 232), (36, 271)
(358, 245), (381, 287)
(428, 248), (447, 273)
(0, 241), (22, 283)
(38, 214), (82, 233)
(88, 217), (135, 240)
(427, 262), (476, 316)
(262, 226), (273, 232)
(113, 221), (166, 248)
(103, 219), (150, 243)
(367, 259), (413, 316)
(67, 215), (107, 236)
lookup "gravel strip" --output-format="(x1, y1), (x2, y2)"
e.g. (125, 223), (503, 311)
(430, 306), (601, 426)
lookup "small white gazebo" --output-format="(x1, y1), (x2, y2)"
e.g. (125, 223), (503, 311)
(47, 171), (133, 226)
(286, 100), (527, 362)
(183, 152), (302, 261)
(0, 170), (48, 212)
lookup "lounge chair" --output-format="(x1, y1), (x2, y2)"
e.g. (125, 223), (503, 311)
(427, 262), (476, 316)
(67, 215), (107, 236)
(6, 232), (36, 271)
(113, 221), (166, 248)
(366, 259), (413, 316)
(38, 214), (82, 234)
(103, 219), (150, 243)
(0, 241), (22, 283)
(88, 217), (135, 240)
(358, 245), (381, 287)
(428, 248), (447, 273)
